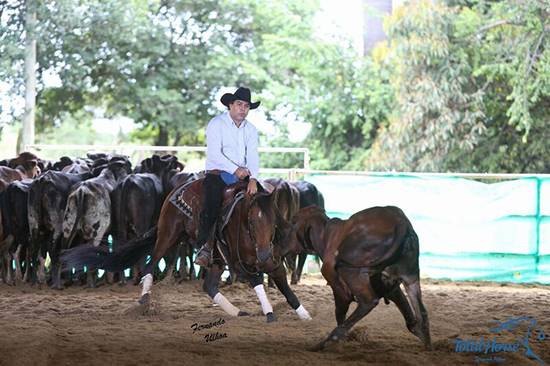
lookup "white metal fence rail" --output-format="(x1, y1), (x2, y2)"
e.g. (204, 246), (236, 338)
(25, 144), (550, 181)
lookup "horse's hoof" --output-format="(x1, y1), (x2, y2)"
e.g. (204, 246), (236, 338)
(138, 293), (150, 305)
(266, 312), (277, 323)
(237, 310), (250, 317)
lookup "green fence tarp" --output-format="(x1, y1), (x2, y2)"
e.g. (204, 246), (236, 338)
(303, 174), (550, 284)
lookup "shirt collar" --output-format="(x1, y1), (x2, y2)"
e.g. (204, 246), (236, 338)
(224, 111), (247, 129)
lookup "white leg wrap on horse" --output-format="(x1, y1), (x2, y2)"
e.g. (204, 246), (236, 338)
(254, 284), (273, 315)
(295, 304), (312, 320)
(140, 273), (153, 297)
(213, 292), (240, 317)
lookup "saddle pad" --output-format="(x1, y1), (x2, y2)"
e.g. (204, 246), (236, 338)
(168, 179), (197, 219)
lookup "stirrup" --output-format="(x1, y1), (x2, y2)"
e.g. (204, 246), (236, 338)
(194, 247), (212, 267)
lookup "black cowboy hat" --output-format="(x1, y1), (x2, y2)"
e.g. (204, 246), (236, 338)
(220, 87), (260, 109)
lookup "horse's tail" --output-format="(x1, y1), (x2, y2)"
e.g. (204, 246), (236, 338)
(61, 226), (157, 272)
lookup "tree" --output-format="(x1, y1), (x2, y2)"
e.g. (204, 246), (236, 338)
(366, 0), (549, 173)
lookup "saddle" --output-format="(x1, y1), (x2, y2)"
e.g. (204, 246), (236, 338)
(169, 178), (246, 219)
(168, 177), (274, 264)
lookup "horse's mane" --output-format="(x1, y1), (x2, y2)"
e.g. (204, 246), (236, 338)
(252, 192), (275, 217)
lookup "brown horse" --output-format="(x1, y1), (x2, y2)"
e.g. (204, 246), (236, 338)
(284, 205), (432, 351)
(61, 178), (311, 322)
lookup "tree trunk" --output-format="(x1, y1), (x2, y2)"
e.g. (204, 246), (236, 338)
(19, 0), (36, 154)
(155, 125), (169, 146)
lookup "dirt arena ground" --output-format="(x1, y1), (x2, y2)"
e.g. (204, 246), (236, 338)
(0, 275), (548, 366)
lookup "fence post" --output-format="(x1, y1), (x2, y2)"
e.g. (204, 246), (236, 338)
(535, 177), (541, 274)
(289, 168), (297, 181)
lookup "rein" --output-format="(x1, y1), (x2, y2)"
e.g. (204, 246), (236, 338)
(234, 195), (279, 276)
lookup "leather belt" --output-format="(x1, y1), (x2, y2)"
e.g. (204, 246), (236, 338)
(206, 169), (223, 175)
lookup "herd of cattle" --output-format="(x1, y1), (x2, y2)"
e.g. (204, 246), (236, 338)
(0, 151), (324, 289)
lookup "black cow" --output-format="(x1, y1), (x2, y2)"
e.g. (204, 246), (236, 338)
(52, 156), (91, 174)
(110, 155), (182, 284)
(0, 180), (34, 285)
(27, 169), (94, 287)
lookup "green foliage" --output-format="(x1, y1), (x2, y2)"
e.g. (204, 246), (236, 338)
(0, 0), (26, 121)
(367, 1), (486, 171)
(1, 0), (548, 173)
(366, 0), (549, 173)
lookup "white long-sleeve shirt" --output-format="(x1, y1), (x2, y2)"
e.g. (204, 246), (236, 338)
(205, 111), (260, 179)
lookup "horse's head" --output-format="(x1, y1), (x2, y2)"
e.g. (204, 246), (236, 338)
(283, 205), (329, 256)
(245, 191), (278, 264)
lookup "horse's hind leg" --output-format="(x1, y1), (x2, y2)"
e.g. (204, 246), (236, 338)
(383, 282), (417, 333)
(161, 245), (178, 283)
(269, 264), (311, 320)
(203, 263), (249, 317)
(402, 275), (432, 350)
(139, 213), (185, 304)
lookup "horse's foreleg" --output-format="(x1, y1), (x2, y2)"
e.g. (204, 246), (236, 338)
(270, 264), (311, 320)
(249, 272), (275, 322)
(312, 269), (377, 351)
(334, 289), (352, 326)
(203, 263), (248, 317)
(313, 295), (378, 352)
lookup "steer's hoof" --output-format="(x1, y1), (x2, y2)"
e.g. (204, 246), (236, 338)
(237, 310), (250, 317)
(266, 312), (277, 323)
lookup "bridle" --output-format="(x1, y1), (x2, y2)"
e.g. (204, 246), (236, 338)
(234, 194), (280, 276)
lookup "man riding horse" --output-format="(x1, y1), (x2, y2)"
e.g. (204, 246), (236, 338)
(61, 86), (312, 321)
(194, 86), (261, 267)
